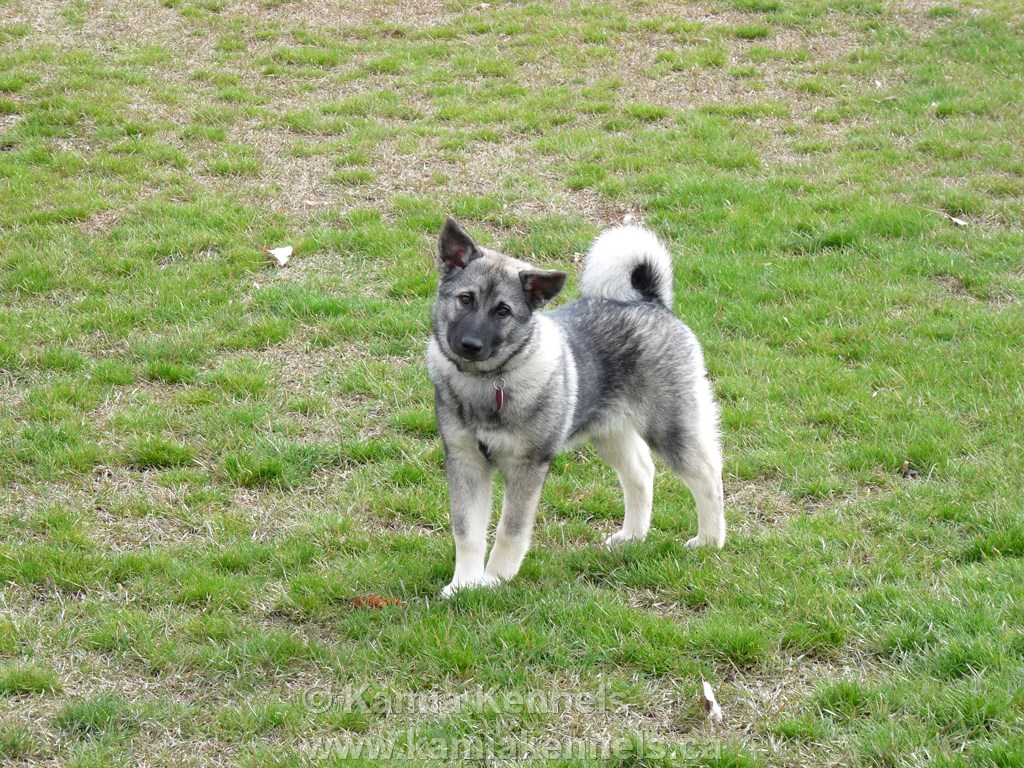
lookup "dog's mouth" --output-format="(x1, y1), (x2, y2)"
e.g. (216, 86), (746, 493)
(446, 341), (507, 374)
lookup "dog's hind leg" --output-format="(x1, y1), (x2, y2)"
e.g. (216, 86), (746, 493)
(640, 375), (726, 549)
(593, 427), (656, 547)
(655, 425), (725, 549)
(678, 445), (725, 549)
(441, 445), (496, 598)
(484, 462), (549, 583)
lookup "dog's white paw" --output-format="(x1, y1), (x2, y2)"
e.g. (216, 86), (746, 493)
(685, 533), (724, 549)
(440, 573), (500, 599)
(604, 529), (646, 548)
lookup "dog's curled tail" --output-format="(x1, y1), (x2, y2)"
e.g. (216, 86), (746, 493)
(579, 225), (674, 308)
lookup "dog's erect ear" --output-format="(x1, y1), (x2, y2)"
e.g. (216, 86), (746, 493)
(520, 269), (567, 309)
(438, 217), (482, 276)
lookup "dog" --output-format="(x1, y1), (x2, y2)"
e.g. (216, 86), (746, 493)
(427, 217), (725, 597)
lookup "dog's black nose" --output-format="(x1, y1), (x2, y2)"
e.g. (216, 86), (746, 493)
(459, 337), (484, 357)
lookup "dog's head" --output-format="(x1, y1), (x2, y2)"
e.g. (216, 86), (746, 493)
(431, 217), (566, 371)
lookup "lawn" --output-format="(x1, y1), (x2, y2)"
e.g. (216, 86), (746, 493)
(0, 0), (1022, 765)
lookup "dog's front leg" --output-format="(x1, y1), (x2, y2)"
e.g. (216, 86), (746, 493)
(485, 462), (549, 583)
(441, 446), (495, 598)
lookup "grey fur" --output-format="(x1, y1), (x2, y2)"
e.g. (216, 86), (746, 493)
(428, 217), (725, 597)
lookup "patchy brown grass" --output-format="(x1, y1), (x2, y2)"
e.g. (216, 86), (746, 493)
(4, 0), (952, 224)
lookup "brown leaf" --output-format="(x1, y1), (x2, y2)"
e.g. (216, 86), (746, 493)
(349, 594), (403, 609)
(899, 461), (920, 479)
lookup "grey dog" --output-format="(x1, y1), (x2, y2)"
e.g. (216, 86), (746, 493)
(427, 218), (725, 596)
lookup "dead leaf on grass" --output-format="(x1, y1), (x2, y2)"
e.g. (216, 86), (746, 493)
(349, 594), (403, 609)
(701, 680), (724, 725)
(940, 212), (968, 227)
(267, 245), (293, 267)
(899, 461), (920, 479)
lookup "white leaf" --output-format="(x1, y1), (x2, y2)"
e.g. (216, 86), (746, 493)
(941, 212), (968, 227)
(702, 681), (724, 724)
(267, 245), (293, 267)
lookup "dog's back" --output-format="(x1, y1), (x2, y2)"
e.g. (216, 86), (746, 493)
(550, 299), (706, 443)
(550, 225), (718, 470)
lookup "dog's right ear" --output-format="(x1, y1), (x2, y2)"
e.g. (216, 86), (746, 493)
(437, 217), (482, 277)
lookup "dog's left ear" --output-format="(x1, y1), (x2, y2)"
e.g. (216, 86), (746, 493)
(520, 269), (567, 309)
(438, 217), (482, 276)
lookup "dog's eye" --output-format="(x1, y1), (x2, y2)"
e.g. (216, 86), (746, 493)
(457, 293), (473, 306)
(495, 305), (511, 318)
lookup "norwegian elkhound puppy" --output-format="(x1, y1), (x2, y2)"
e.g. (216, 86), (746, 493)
(427, 218), (725, 597)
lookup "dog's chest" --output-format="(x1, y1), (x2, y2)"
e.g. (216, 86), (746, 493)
(447, 375), (521, 428)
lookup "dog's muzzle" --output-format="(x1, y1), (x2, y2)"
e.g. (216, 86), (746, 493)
(455, 335), (487, 360)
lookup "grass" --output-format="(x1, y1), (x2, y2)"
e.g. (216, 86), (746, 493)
(0, 0), (1022, 765)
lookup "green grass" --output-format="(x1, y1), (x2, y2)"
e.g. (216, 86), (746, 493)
(0, 663), (62, 696)
(1, 0), (1022, 765)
